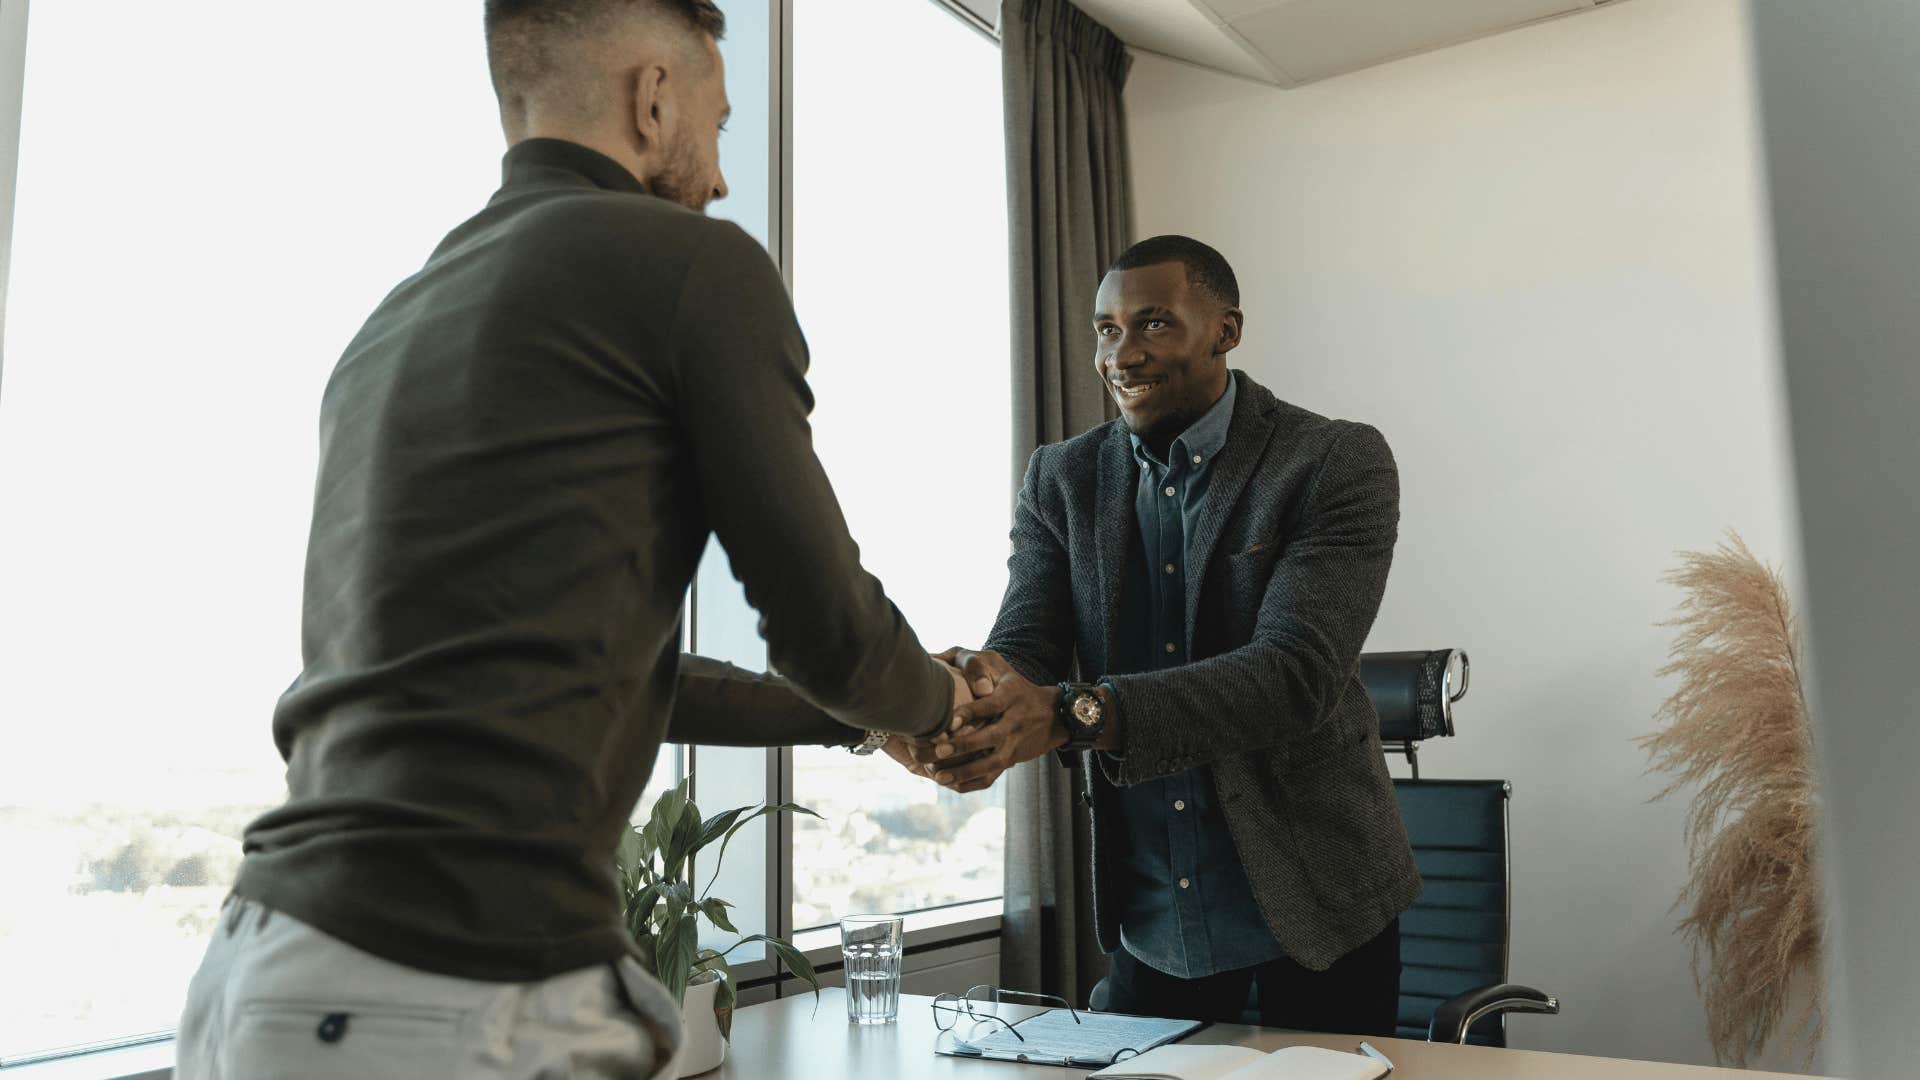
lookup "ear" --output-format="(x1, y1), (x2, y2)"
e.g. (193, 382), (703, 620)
(1216, 306), (1244, 356)
(630, 64), (669, 150)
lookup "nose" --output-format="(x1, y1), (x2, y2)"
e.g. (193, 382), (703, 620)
(713, 169), (729, 203)
(1113, 335), (1148, 371)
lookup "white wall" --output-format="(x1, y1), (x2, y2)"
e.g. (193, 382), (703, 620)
(1127, 0), (1816, 1069)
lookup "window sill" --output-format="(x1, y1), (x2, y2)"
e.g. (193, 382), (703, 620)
(789, 897), (1003, 972)
(0, 1035), (171, 1080)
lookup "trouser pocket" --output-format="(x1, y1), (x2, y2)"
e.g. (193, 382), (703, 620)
(226, 1001), (467, 1079)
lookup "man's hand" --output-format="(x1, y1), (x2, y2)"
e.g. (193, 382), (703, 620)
(876, 661), (972, 780)
(936, 646), (1014, 699)
(920, 647), (1067, 794)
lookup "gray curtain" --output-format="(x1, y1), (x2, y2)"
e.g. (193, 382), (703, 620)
(998, 0), (1132, 1006)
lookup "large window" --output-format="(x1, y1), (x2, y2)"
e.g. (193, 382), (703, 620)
(788, 0), (1011, 929)
(0, 0), (770, 1059)
(0, 2), (503, 1059)
(0, 0), (1008, 1062)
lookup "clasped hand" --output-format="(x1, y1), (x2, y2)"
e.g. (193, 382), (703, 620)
(879, 648), (1067, 794)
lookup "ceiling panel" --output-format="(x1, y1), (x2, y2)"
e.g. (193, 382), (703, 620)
(1226, 0), (1587, 83)
(1053, 0), (1620, 89)
(1074, 0), (1281, 83)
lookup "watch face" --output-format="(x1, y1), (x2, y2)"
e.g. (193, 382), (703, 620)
(1071, 693), (1102, 729)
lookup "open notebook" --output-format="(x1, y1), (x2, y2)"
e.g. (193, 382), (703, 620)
(1088, 1044), (1391, 1080)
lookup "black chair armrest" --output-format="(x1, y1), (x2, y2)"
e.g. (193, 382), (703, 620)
(1428, 982), (1560, 1044)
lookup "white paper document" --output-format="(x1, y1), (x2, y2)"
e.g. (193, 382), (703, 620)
(945, 1009), (1202, 1065)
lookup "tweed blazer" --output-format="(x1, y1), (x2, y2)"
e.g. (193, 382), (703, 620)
(985, 371), (1421, 972)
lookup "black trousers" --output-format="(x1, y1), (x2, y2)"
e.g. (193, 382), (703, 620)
(1102, 919), (1400, 1036)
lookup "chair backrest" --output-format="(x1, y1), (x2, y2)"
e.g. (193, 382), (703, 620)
(1392, 779), (1511, 1047)
(1360, 649), (1467, 779)
(1359, 649), (1512, 1045)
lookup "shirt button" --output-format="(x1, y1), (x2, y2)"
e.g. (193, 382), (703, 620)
(1174, 799), (1186, 811)
(1192, 454), (1203, 464)
(1179, 878), (1191, 890)
(1164, 563), (1176, 575)
(1164, 642), (1176, 654)
(1163, 486), (1176, 497)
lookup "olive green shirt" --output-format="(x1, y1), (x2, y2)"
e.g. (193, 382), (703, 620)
(234, 138), (950, 981)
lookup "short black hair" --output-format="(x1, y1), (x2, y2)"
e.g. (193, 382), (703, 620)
(1106, 235), (1240, 308)
(485, 1), (726, 104)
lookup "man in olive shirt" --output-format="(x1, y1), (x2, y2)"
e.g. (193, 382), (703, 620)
(177, 3), (959, 1076)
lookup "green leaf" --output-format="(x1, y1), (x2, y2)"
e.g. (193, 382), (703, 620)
(713, 969), (737, 1041)
(764, 937), (821, 996)
(663, 807), (704, 881)
(697, 897), (738, 935)
(615, 824), (649, 877)
(647, 780), (691, 867)
(729, 933), (822, 1001)
(626, 882), (663, 937)
(702, 802), (822, 895)
(655, 911), (700, 1006)
(629, 933), (657, 979)
(693, 805), (753, 860)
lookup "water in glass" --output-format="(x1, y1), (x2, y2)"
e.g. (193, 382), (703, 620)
(840, 915), (903, 1024)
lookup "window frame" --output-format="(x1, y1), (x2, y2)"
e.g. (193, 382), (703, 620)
(0, 0), (27, 392)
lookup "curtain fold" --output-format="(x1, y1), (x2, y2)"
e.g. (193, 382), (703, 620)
(998, 0), (1132, 1007)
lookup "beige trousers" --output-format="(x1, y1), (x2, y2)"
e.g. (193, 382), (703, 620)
(176, 897), (681, 1079)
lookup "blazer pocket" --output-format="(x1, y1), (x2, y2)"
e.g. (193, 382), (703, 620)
(1228, 535), (1282, 560)
(1277, 745), (1410, 910)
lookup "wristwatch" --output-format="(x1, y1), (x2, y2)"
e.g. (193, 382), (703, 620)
(848, 730), (888, 756)
(1056, 683), (1108, 751)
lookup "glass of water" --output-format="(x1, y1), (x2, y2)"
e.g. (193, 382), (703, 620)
(840, 914), (904, 1024)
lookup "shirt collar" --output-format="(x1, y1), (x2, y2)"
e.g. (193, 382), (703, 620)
(501, 137), (649, 197)
(1130, 372), (1238, 470)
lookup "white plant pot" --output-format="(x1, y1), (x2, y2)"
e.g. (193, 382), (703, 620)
(675, 971), (728, 1078)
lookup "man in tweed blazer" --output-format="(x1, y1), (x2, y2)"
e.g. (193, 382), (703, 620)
(922, 236), (1420, 1034)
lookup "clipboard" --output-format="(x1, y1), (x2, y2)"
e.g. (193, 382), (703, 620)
(934, 1008), (1204, 1068)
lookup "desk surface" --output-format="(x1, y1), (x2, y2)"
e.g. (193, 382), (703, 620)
(712, 990), (1827, 1079)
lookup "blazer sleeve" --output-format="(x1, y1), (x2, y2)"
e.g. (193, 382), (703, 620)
(983, 446), (1077, 688)
(1100, 422), (1399, 786)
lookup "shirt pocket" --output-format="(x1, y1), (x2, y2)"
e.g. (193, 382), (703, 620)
(226, 1000), (468, 1079)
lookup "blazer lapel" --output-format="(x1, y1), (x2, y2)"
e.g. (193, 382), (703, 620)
(1093, 426), (1136, 673)
(1184, 380), (1281, 648)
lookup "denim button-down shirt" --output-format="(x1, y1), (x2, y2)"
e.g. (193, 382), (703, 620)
(1104, 374), (1285, 978)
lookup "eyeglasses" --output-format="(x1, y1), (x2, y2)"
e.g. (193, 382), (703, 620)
(930, 985), (1082, 1044)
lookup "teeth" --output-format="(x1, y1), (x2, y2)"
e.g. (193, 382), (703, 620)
(1117, 384), (1155, 399)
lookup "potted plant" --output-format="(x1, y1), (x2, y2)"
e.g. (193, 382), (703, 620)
(616, 779), (823, 1077)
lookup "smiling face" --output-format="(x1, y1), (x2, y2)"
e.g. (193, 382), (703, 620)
(1092, 260), (1242, 453)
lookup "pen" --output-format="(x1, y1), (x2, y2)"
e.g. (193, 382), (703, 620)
(1357, 1042), (1394, 1074)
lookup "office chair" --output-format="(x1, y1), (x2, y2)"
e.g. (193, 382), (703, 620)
(1361, 649), (1559, 1045)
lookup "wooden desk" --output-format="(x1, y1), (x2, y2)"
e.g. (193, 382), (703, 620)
(711, 990), (1828, 1079)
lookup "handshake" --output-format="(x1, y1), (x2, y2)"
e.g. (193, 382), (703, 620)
(879, 647), (1077, 794)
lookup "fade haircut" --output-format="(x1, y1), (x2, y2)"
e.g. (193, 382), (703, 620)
(484, 0), (726, 114)
(1106, 235), (1240, 308)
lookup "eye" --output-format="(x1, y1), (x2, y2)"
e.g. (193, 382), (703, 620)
(1097, 326), (1118, 337)
(1144, 319), (1167, 331)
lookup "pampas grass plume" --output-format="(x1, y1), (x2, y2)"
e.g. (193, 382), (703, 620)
(1641, 531), (1824, 1068)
